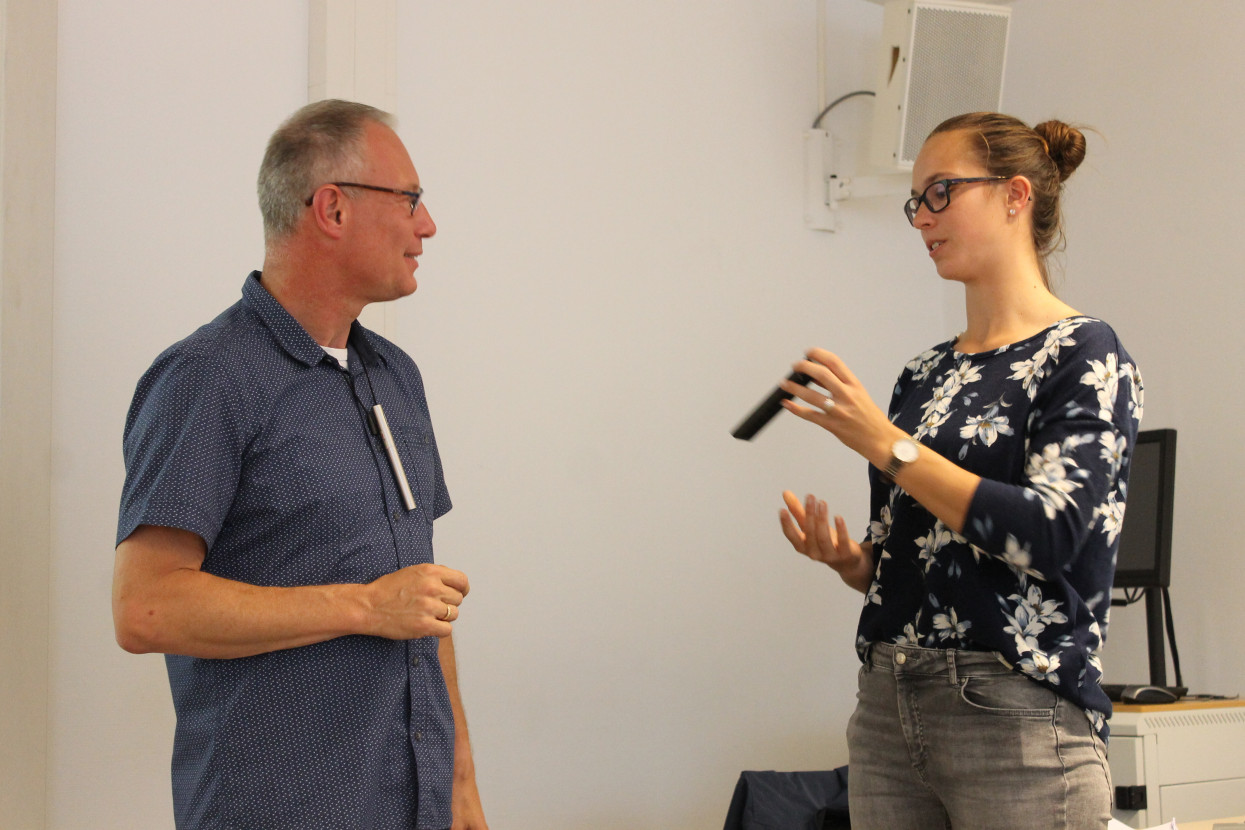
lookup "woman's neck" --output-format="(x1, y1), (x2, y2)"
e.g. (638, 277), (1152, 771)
(955, 263), (1079, 354)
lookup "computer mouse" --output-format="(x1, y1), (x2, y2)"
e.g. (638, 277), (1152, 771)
(1121, 685), (1179, 705)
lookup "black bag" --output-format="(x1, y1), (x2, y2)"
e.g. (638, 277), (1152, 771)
(722, 766), (851, 830)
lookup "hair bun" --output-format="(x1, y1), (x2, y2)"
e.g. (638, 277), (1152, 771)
(1033, 120), (1086, 182)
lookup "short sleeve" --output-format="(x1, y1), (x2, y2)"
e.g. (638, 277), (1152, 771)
(116, 344), (250, 548)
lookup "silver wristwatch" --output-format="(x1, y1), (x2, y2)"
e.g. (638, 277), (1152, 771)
(882, 437), (920, 480)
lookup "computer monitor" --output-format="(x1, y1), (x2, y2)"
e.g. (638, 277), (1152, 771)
(1113, 429), (1177, 589)
(1111, 428), (1179, 687)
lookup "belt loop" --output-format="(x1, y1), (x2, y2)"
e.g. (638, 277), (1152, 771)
(946, 649), (959, 684)
(861, 643), (874, 672)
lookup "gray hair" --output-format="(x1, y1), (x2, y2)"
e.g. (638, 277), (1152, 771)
(257, 99), (396, 242)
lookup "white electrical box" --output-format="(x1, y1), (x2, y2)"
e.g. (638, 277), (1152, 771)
(1109, 702), (1245, 826)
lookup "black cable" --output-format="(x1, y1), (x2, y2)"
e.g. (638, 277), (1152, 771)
(1162, 587), (1183, 687)
(360, 360), (382, 430)
(812, 90), (875, 129)
(346, 324), (384, 434)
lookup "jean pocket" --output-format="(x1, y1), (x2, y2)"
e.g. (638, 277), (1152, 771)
(958, 672), (1058, 717)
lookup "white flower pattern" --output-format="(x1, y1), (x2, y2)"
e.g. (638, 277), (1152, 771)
(857, 317), (1142, 741)
(932, 607), (972, 643)
(1025, 441), (1084, 520)
(960, 408), (1014, 447)
(1081, 353), (1120, 422)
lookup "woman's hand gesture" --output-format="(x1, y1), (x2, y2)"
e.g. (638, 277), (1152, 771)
(779, 349), (894, 465)
(779, 491), (875, 594)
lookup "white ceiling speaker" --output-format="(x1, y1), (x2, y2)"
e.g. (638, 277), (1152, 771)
(867, 0), (1012, 170)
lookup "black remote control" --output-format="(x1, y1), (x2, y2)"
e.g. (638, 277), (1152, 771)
(731, 370), (812, 441)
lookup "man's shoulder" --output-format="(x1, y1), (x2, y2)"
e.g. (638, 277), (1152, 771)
(136, 299), (289, 402)
(153, 299), (249, 356)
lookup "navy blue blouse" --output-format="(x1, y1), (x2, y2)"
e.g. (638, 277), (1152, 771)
(857, 317), (1143, 738)
(118, 272), (454, 829)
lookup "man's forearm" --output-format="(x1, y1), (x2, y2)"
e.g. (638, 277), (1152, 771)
(439, 635), (475, 773)
(112, 524), (467, 659)
(439, 634), (489, 827)
(114, 561), (370, 659)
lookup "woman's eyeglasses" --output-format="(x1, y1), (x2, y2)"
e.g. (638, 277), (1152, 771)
(904, 177), (1008, 226)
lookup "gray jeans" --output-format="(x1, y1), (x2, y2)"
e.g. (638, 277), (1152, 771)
(846, 642), (1112, 829)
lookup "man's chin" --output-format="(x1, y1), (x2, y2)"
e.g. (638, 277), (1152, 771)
(384, 277), (418, 301)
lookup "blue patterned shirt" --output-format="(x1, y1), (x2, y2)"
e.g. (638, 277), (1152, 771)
(857, 317), (1143, 739)
(118, 272), (455, 829)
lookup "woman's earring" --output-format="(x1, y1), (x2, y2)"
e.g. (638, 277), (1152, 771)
(1008, 208), (1016, 216)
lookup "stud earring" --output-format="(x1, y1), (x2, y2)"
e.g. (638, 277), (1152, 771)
(1009, 208), (1016, 216)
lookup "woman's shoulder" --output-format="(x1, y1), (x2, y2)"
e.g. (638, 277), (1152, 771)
(902, 337), (958, 375)
(1057, 315), (1115, 338)
(1043, 316), (1137, 364)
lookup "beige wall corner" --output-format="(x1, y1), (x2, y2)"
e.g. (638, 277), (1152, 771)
(0, 0), (56, 827)
(309, 0), (398, 338)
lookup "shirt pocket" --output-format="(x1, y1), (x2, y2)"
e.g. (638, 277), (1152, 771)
(390, 422), (440, 520)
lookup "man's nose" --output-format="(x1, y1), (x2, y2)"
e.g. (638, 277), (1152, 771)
(414, 203), (436, 238)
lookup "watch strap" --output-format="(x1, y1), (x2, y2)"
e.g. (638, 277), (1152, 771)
(881, 437), (919, 482)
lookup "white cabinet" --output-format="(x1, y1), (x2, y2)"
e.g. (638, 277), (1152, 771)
(1109, 701), (1245, 826)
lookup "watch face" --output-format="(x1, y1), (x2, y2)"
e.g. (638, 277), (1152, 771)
(894, 438), (919, 463)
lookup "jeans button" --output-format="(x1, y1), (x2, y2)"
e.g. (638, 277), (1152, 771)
(895, 652), (907, 665)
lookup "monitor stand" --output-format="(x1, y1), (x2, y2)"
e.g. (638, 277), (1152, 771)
(1144, 587), (1167, 686)
(1105, 587), (1187, 703)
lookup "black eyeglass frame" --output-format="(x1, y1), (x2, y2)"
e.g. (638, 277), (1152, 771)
(304, 182), (424, 215)
(904, 176), (1009, 226)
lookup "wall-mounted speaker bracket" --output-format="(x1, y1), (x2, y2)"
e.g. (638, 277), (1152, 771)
(804, 129), (839, 232)
(829, 172), (910, 205)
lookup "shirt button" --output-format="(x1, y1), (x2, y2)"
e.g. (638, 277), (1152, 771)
(415, 731), (424, 742)
(410, 656), (420, 667)
(895, 652), (907, 665)
(391, 509), (402, 522)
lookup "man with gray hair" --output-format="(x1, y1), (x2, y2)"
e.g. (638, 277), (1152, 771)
(113, 99), (487, 830)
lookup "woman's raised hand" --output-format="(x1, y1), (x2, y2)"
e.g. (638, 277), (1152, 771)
(779, 349), (894, 464)
(779, 491), (875, 594)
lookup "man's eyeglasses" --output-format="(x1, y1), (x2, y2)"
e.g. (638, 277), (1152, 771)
(304, 182), (424, 216)
(903, 177), (1008, 226)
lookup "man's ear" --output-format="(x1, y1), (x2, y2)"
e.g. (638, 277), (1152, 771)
(308, 186), (347, 238)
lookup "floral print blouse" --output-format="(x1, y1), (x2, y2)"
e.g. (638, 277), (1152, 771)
(857, 317), (1143, 738)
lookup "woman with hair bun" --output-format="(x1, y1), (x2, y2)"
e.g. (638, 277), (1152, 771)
(776, 113), (1141, 828)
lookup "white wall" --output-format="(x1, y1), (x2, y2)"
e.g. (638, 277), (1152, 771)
(41, 1), (1244, 828)
(390, 2), (943, 827)
(50, 2), (306, 826)
(1002, 1), (1245, 698)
